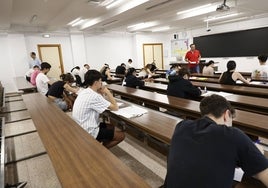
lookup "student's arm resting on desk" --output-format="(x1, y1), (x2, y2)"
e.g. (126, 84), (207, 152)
(234, 72), (250, 84)
(64, 84), (79, 94)
(99, 87), (118, 111)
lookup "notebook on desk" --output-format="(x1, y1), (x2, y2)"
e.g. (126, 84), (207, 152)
(112, 105), (148, 118)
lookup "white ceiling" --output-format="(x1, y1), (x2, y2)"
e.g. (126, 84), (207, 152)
(1, 0), (268, 34)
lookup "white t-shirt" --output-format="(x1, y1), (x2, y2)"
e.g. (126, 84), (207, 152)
(25, 69), (34, 77)
(36, 72), (50, 95)
(72, 88), (111, 138)
(202, 66), (214, 76)
(251, 64), (268, 78)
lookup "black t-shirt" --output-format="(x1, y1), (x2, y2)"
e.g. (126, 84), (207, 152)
(167, 75), (201, 100)
(125, 75), (144, 88)
(46, 81), (65, 98)
(165, 117), (268, 188)
(115, 66), (126, 75)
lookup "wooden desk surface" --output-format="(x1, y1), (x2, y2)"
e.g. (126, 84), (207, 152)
(191, 81), (268, 98)
(14, 77), (36, 91)
(143, 82), (268, 115)
(108, 100), (181, 144)
(22, 93), (150, 188)
(108, 84), (268, 138)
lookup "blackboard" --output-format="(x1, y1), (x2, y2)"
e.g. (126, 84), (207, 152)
(193, 27), (268, 57)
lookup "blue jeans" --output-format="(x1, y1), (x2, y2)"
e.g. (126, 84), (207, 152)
(189, 65), (200, 73)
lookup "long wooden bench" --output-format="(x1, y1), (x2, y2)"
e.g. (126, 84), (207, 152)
(107, 84), (268, 139)
(141, 82), (268, 115)
(14, 77), (37, 93)
(22, 93), (150, 188)
(153, 78), (268, 98)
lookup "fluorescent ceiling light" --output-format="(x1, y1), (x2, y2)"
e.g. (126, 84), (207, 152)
(81, 18), (100, 29)
(106, 0), (124, 9)
(42, 34), (50, 38)
(180, 6), (216, 19)
(100, 0), (115, 6)
(128, 22), (156, 31)
(204, 13), (239, 22)
(177, 4), (212, 15)
(152, 26), (170, 32)
(68, 17), (82, 25)
(120, 0), (149, 12)
(72, 19), (85, 27)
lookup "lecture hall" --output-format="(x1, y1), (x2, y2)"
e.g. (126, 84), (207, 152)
(1, 0), (268, 188)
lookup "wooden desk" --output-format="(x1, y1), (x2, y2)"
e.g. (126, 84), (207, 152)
(191, 81), (268, 98)
(22, 93), (150, 188)
(154, 78), (268, 98)
(14, 77), (37, 93)
(142, 82), (268, 115)
(107, 100), (181, 144)
(108, 84), (268, 139)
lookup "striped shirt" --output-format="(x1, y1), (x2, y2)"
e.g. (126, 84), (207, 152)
(72, 88), (110, 138)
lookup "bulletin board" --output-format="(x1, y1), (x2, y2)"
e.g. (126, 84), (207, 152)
(171, 39), (189, 60)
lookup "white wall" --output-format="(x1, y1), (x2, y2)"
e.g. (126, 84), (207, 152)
(70, 34), (87, 68)
(0, 35), (17, 92)
(24, 34), (74, 73)
(84, 32), (135, 71)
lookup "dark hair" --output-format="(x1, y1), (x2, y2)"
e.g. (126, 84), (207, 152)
(190, 44), (195, 47)
(84, 64), (89, 67)
(126, 68), (136, 77)
(226, 60), (236, 71)
(71, 66), (80, 72)
(60, 73), (74, 83)
(128, 59), (132, 62)
(40, 62), (51, 70)
(84, 69), (102, 86)
(31, 52), (36, 56)
(121, 63), (126, 66)
(258, 54), (267, 62)
(200, 94), (236, 118)
(178, 68), (190, 77)
(33, 65), (39, 69)
(205, 60), (214, 67)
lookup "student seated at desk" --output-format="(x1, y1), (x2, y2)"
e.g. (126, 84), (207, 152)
(25, 65), (39, 82)
(72, 70), (125, 149)
(139, 64), (155, 78)
(202, 60), (215, 76)
(36, 62), (54, 96)
(101, 66), (113, 81)
(71, 66), (82, 86)
(167, 68), (201, 100)
(219, 60), (250, 85)
(30, 65), (40, 86)
(166, 64), (180, 78)
(164, 94), (268, 188)
(251, 54), (268, 80)
(125, 68), (145, 88)
(115, 63), (127, 75)
(46, 73), (79, 111)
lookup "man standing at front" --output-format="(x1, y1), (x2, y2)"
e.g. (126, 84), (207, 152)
(185, 44), (201, 73)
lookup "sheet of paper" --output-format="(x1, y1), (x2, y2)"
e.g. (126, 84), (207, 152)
(201, 91), (233, 98)
(233, 168), (244, 182)
(112, 105), (148, 118)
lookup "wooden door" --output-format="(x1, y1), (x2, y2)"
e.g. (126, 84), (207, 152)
(38, 44), (64, 79)
(143, 43), (163, 69)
